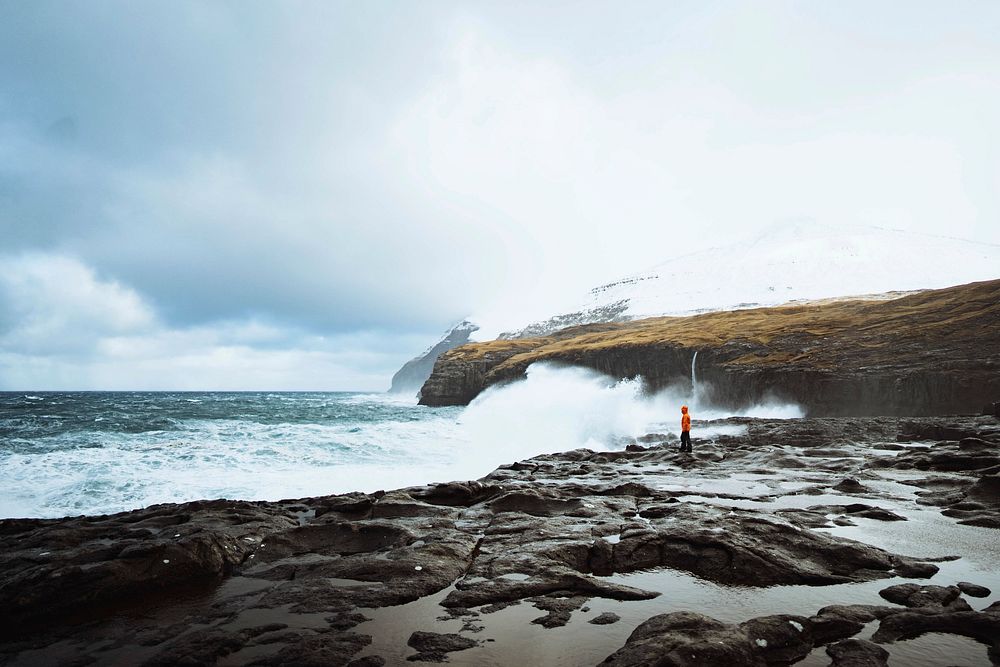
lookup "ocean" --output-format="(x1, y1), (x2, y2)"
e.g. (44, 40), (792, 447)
(0, 391), (469, 520)
(0, 364), (804, 520)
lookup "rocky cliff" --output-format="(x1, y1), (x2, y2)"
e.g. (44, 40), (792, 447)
(419, 279), (1000, 416)
(389, 320), (478, 395)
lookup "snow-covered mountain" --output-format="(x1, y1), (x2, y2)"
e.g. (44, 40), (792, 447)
(393, 223), (1000, 394)
(492, 222), (1000, 339)
(389, 320), (479, 395)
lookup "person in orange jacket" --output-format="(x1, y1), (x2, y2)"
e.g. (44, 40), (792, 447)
(680, 405), (692, 452)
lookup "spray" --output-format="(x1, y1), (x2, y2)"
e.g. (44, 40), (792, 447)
(453, 361), (803, 467)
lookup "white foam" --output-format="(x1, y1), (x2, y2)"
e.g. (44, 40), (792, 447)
(449, 362), (802, 476)
(0, 367), (804, 519)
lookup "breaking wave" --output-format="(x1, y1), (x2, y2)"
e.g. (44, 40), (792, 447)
(0, 367), (801, 519)
(455, 362), (803, 471)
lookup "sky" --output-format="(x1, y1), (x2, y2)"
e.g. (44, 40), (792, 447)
(1, 1), (998, 390)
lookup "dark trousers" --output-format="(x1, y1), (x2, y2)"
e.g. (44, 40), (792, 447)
(680, 431), (691, 452)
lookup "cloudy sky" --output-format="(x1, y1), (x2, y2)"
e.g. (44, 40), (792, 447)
(1, 1), (998, 390)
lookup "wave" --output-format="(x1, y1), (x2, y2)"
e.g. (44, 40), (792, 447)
(0, 370), (802, 519)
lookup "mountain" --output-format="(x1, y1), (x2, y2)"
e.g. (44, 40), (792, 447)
(389, 320), (479, 395)
(419, 278), (1000, 416)
(393, 224), (1000, 395)
(494, 222), (1000, 338)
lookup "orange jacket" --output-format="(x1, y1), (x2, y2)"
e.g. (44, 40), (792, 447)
(681, 406), (690, 432)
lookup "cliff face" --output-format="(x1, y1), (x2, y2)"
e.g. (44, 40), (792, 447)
(419, 279), (1000, 416)
(389, 320), (478, 395)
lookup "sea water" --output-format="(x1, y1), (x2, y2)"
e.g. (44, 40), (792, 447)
(0, 391), (467, 519)
(0, 363), (803, 520)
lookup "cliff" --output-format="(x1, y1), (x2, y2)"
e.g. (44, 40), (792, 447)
(389, 320), (478, 395)
(419, 279), (1000, 416)
(395, 225), (1000, 397)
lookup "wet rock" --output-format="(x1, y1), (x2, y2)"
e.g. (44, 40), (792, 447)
(369, 494), (455, 520)
(145, 628), (248, 666)
(826, 638), (890, 666)
(802, 504), (907, 522)
(832, 478), (869, 493)
(406, 631), (477, 662)
(600, 612), (765, 666)
(898, 421), (998, 442)
(596, 482), (654, 497)
(347, 657), (386, 667)
(408, 481), (503, 507)
(871, 609), (1000, 658)
(442, 567), (659, 609)
(488, 490), (585, 516)
(254, 533), (480, 610)
(528, 595), (588, 628)
(0, 499), (298, 634)
(776, 508), (834, 529)
(602, 610), (827, 665)
(959, 437), (998, 453)
(315, 493), (375, 518)
(890, 557), (938, 578)
(807, 613), (865, 646)
(254, 519), (418, 561)
(480, 600), (519, 614)
(814, 605), (900, 624)
(921, 452), (1000, 472)
(738, 614), (814, 664)
(847, 506), (907, 522)
(246, 631), (372, 667)
(955, 513), (1000, 528)
(958, 581), (992, 598)
(967, 474), (1000, 502)
(589, 612), (621, 625)
(878, 583), (971, 611)
(609, 502), (920, 586)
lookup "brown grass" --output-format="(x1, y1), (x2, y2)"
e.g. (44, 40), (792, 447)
(441, 278), (1000, 373)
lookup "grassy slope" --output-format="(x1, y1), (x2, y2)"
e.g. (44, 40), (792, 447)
(444, 279), (1000, 376)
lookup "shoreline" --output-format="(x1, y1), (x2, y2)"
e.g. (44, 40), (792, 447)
(2, 414), (999, 666)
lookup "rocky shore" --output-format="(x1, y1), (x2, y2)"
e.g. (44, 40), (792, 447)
(2, 414), (999, 666)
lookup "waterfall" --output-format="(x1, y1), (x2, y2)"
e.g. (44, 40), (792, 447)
(691, 350), (698, 400)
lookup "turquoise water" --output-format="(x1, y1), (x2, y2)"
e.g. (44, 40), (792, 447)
(0, 365), (806, 520)
(0, 391), (463, 519)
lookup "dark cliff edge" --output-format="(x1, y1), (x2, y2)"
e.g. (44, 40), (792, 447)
(419, 279), (1000, 416)
(389, 320), (478, 395)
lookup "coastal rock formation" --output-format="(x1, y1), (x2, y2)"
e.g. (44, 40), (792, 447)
(825, 639), (890, 667)
(389, 320), (479, 396)
(419, 279), (1000, 415)
(2, 415), (999, 665)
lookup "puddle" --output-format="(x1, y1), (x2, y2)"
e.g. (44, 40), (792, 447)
(796, 625), (993, 667)
(353, 585), (463, 663)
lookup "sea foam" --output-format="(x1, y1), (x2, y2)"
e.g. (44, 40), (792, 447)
(0, 367), (801, 519)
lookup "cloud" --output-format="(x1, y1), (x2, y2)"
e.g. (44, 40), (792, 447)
(0, 2), (998, 388)
(0, 253), (426, 390)
(384, 16), (999, 327)
(0, 253), (154, 354)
